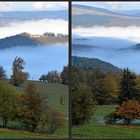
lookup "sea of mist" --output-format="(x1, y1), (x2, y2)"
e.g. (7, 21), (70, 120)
(72, 26), (140, 74)
(0, 18), (68, 39)
(0, 14), (68, 80)
(0, 44), (68, 80)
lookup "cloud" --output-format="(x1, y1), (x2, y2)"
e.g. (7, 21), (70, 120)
(31, 2), (68, 11)
(0, 2), (68, 11)
(32, 2), (46, 10)
(73, 26), (140, 74)
(73, 26), (140, 43)
(72, 2), (140, 11)
(0, 18), (68, 39)
(0, 2), (13, 11)
(106, 2), (121, 9)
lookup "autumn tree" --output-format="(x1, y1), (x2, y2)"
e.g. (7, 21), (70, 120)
(72, 67), (119, 105)
(118, 68), (139, 103)
(0, 66), (7, 80)
(10, 57), (29, 86)
(16, 82), (47, 132)
(84, 68), (105, 105)
(40, 108), (65, 134)
(46, 70), (61, 83)
(101, 71), (119, 104)
(0, 81), (16, 128)
(116, 100), (140, 125)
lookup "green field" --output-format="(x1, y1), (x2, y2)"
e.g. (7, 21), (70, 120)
(72, 105), (140, 139)
(0, 128), (68, 138)
(0, 81), (68, 138)
(16, 81), (68, 116)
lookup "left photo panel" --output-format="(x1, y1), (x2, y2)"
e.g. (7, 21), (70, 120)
(0, 2), (68, 139)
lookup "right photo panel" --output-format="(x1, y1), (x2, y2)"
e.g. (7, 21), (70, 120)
(72, 2), (140, 139)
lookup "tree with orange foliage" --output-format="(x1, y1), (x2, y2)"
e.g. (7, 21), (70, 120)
(16, 82), (47, 132)
(116, 100), (140, 125)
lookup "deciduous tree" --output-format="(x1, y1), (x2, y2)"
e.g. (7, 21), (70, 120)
(116, 100), (140, 125)
(46, 70), (61, 83)
(16, 82), (47, 132)
(10, 57), (29, 86)
(0, 81), (16, 127)
(41, 108), (65, 134)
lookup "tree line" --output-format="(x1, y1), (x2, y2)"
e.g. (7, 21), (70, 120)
(0, 81), (65, 133)
(0, 56), (68, 134)
(0, 56), (69, 86)
(39, 66), (69, 85)
(72, 66), (140, 125)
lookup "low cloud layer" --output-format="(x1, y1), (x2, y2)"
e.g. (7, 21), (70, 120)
(73, 26), (140, 74)
(73, 26), (140, 43)
(0, 18), (68, 39)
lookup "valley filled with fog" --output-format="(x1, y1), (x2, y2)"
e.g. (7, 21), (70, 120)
(1, 44), (67, 80)
(72, 26), (140, 74)
(0, 12), (68, 80)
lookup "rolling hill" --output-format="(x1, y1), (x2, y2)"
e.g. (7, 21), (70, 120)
(0, 10), (68, 27)
(72, 56), (122, 73)
(0, 32), (68, 49)
(72, 4), (140, 27)
(114, 10), (140, 17)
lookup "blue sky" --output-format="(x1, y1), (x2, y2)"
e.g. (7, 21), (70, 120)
(0, 2), (68, 11)
(73, 2), (140, 11)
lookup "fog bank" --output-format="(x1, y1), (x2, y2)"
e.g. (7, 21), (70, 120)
(0, 44), (68, 80)
(0, 18), (68, 39)
(73, 26), (140, 43)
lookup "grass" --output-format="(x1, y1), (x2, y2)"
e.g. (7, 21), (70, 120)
(0, 128), (47, 138)
(16, 81), (68, 116)
(72, 105), (140, 139)
(0, 128), (68, 138)
(0, 81), (68, 138)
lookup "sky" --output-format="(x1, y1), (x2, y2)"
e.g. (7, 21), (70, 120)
(0, 2), (68, 11)
(73, 2), (140, 11)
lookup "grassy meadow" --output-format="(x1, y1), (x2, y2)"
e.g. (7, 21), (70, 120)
(72, 105), (140, 139)
(0, 81), (68, 138)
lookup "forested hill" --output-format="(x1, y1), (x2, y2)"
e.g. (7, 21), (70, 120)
(0, 33), (39, 49)
(0, 32), (68, 49)
(72, 4), (140, 27)
(72, 56), (122, 73)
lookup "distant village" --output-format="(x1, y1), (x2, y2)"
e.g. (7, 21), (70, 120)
(30, 32), (68, 38)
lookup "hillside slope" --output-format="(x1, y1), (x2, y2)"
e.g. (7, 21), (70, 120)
(0, 10), (68, 27)
(72, 4), (140, 27)
(0, 32), (68, 49)
(72, 56), (122, 73)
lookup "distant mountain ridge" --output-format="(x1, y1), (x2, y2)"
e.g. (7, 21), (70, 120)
(72, 56), (122, 73)
(0, 10), (68, 27)
(0, 10), (67, 19)
(114, 10), (140, 17)
(0, 32), (68, 49)
(72, 4), (140, 27)
(73, 4), (119, 15)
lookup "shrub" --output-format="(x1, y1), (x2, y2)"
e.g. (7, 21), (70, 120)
(116, 100), (140, 125)
(40, 108), (65, 134)
(104, 112), (121, 125)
